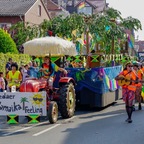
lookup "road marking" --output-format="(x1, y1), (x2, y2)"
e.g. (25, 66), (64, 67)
(63, 116), (76, 122)
(2, 121), (49, 136)
(33, 116), (76, 136)
(2, 116), (76, 136)
(33, 124), (60, 136)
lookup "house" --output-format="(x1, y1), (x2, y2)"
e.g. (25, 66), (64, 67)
(0, 0), (51, 29)
(135, 41), (144, 52)
(66, 0), (106, 15)
(43, 0), (69, 18)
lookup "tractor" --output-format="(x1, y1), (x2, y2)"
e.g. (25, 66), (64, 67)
(19, 74), (76, 124)
(21, 36), (77, 123)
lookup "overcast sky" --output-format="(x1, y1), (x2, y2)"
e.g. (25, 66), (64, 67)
(106, 0), (144, 40)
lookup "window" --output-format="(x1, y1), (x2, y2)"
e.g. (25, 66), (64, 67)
(0, 23), (11, 29)
(78, 6), (92, 15)
(38, 5), (41, 16)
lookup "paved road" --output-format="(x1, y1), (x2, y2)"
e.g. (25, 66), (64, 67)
(0, 100), (144, 144)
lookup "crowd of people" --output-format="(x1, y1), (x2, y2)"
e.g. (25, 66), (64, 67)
(0, 56), (67, 92)
(115, 61), (144, 123)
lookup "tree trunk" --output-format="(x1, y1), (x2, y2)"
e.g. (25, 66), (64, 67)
(112, 38), (114, 54)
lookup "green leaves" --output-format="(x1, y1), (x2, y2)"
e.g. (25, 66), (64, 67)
(122, 16), (142, 31)
(0, 29), (18, 54)
(10, 22), (41, 52)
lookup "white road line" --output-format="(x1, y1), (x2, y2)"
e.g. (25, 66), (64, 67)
(33, 124), (60, 136)
(3, 127), (33, 136)
(2, 116), (77, 136)
(33, 116), (76, 137)
(64, 116), (76, 122)
(2, 121), (49, 136)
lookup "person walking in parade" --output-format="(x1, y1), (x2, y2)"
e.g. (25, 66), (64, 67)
(132, 62), (142, 110)
(115, 62), (137, 123)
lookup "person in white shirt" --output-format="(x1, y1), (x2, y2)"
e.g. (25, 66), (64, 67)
(22, 65), (29, 81)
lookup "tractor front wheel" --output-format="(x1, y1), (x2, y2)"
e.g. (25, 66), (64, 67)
(59, 83), (76, 118)
(48, 101), (58, 124)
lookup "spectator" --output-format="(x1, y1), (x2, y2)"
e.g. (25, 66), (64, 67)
(28, 61), (39, 78)
(0, 72), (5, 92)
(5, 58), (13, 74)
(19, 64), (24, 77)
(6, 63), (22, 91)
(28, 61), (33, 67)
(22, 65), (29, 81)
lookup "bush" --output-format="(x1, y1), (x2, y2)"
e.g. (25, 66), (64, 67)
(0, 29), (18, 53)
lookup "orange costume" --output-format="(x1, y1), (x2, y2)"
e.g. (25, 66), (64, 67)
(116, 63), (137, 123)
(118, 70), (137, 102)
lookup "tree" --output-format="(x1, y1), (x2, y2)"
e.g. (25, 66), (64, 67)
(10, 22), (40, 53)
(20, 97), (29, 110)
(0, 28), (18, 53)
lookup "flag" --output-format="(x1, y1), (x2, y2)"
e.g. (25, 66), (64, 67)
(78, 2), (85, 9)
(128, 34), (134, 48)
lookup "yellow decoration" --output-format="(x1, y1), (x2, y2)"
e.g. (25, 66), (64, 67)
(141, 91), (144, 100)
(76, 38), (84, 45)
(89, 33), (93, 39)
(105, 75), (110, 88)
(81, 33), (84, 40)
(72, 29), (77, 37)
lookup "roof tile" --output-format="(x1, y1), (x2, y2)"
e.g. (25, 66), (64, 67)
(0, 0), (36, 16)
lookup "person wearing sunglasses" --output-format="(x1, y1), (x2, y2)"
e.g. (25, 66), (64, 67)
(115, 62), (137, 123)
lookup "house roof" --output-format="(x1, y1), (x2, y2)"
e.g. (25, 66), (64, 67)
(67, 0), (105, 11)
(135, 41), (144, 52)
(45, 0), (62, 11)
(86, 0), (105, 11)
(75, 0), (96, 8)
(0, 0), (37, 16)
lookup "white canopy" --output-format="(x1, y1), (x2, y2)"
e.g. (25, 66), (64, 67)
(23, 36), (77, 56)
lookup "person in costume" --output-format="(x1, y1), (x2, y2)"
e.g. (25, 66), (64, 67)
(115, 62), (137, 123)
(132, 62), (142, 110)
(138, 63), (144, 103)
(40, 56), (67, 89)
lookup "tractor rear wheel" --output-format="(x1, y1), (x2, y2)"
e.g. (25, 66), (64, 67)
(59, 83), (76, 118)
(48, 101), (58, 124)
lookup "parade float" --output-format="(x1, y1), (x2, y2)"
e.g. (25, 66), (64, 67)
(21, 7), (142, 108)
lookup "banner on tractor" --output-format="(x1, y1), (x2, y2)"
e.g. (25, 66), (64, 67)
(0, 92), (47, 116)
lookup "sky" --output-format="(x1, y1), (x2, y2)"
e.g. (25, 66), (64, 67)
(106, 0), (144, 40)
